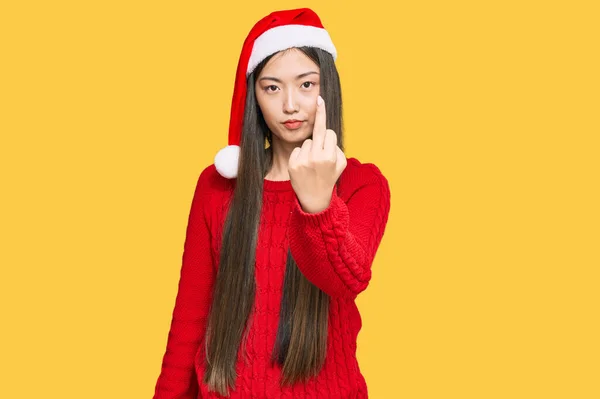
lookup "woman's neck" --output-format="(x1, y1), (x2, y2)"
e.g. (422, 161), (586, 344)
(265, 142), (295, 181)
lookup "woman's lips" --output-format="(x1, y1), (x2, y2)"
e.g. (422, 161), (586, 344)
(283, 120), (304, 130)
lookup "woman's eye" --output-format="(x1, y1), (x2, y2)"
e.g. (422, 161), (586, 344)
(265, 85), (278, 92)
(302, 81), (315, 89)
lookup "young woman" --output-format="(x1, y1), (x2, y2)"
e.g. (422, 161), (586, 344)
(153, 8), (391, 399)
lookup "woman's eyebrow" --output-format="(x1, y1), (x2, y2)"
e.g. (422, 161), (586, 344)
(259, 71), (319, 83)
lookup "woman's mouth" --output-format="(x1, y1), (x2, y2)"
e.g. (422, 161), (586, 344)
(283, 120), (304, 130)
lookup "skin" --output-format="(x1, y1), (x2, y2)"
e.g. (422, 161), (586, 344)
(255, 48), (347, 213)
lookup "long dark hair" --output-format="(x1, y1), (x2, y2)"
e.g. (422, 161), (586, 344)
(202, 46), (344, 396)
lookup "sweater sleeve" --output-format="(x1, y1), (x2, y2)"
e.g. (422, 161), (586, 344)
(153, 168), (216, 398)
(287, 165), (391, 300)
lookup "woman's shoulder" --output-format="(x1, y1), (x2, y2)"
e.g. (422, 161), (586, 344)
(195, 163), (235, 195)
(340, 156), (389, 188)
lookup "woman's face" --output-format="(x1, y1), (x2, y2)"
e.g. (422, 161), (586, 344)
(254, 48), (320, 146)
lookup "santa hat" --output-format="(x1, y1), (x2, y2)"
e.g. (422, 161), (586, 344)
(213, 8), (338, 179)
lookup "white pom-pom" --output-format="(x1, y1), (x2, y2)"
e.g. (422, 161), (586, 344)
(214, 145), (240, 179)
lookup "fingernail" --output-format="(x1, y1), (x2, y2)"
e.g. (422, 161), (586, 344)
(317, 95), (323, 106)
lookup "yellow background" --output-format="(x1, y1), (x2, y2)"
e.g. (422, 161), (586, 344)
(1, 0), (598, 398)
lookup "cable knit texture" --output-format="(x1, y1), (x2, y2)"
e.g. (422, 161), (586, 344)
(153, 157), (391, 399)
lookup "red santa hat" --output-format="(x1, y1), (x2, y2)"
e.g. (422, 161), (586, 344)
(213, 8), (338, 179)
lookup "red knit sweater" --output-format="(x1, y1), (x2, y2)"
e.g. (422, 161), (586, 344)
(153, 157), (391, 399)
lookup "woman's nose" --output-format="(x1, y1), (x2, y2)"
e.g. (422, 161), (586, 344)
(283, 92), (299, 114)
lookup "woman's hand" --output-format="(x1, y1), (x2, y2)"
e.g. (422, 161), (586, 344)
(288, 95), (347, 213)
